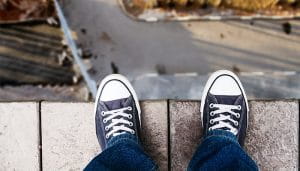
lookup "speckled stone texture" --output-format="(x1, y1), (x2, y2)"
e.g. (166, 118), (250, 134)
(169, 100), (202, 170)
(0, 102), (39, 171)
(140, 101), (168, 171)
(169, 100), (299, 171)
(245, 101), (299, 171)
(41, 102), (99, 171)
(0, 101), (298, 170)
(41, 101), (169, 170)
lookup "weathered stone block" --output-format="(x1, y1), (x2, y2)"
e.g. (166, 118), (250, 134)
(169, 100), (299, 171)
(141, 100), (168, 171)
(41, 101), (169, 170)
(41, 102), (99, 171)
(169, 100), (202, 170)
(0, 102), (39, 170)
(245, 101), (299, 171)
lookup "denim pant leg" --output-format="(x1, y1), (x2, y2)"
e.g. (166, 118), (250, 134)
(84, 133), (157, 171)
(188, 130), (258, 171)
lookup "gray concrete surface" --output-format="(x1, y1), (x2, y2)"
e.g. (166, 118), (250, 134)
(140, 101), (169, 171)
(132, 73), (300, 100)
(0, 102), (39, 171)
(245, 101), (299, 171)
(169, 100), (299, 170)
(0, 101), (298, 170)
(41, 102), (99, 171)
(41, 101), (168, 170)
(62, 0), (300, 80)
(169, 100), (202, 170)
(1, 71), (300, 101)
(59, 0), (300, 100)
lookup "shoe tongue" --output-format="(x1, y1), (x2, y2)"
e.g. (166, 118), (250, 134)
(102, 96), (132, 110)
(214, 95), (240, 105)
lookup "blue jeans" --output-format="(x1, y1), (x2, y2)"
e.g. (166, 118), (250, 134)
(84, 130), (258, 171)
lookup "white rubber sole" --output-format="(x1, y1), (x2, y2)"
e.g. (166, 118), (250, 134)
(200, 70), (249, 127)
(94, 74), (141, 126)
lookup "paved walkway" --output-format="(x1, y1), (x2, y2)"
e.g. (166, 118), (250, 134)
(0, 101), (298, 170)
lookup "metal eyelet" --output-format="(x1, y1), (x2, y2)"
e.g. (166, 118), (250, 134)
(209, 119), (214, 124)
(236, 113), (240, 118)
(210, 111), (214, 116)
(234, 121), (239, 126)
(209, 127), (212, 131)
(127, 106), (132, 111)
(131, 130), (135, 134)
(105, 126), (109, 131)
(103, 119), (107, 123)
(101, 111), (105, 116)
(128, 114), (132, 119)
(209, 103), (214, 108)
(105, 135), (109, 139)
(129, 122), (133, 126)
(237, 105), (241, 110)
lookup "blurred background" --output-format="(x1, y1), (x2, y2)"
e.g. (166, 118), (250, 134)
(0, 0), (300, 101)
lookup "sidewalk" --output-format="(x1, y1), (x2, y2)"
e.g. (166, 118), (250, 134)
(0, 100), (298, 170)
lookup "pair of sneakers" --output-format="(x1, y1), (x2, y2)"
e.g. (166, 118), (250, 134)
(94, 70), (248, 149)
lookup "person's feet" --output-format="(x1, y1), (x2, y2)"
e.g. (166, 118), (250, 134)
(201, 70), (249, 145)
(94, 74), (141, 149)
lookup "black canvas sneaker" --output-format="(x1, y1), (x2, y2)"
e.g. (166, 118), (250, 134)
(200, 70), (249, 145)
(94, 74), (141, 149)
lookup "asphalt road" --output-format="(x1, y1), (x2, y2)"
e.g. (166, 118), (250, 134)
(62, 0), (300, 81)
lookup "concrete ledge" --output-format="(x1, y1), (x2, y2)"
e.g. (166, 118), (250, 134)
(246, 101), (299, 171)
(0, 100), (298, 170)
(170, 100), (202, 170)
(170, 100), (299, 171)
(0, 102), (39, 171)
(41, 102), (98, 171)
(140, 101), (168, 171)
(41, 101), (168, 170)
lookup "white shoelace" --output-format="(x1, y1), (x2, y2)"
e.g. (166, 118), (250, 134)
(209, 103), (241, 135)
(102, 106), (135, 139)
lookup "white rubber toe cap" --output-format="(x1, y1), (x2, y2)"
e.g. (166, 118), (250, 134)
(100, 80), (130, 101)
(209, 75), (242, 96)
